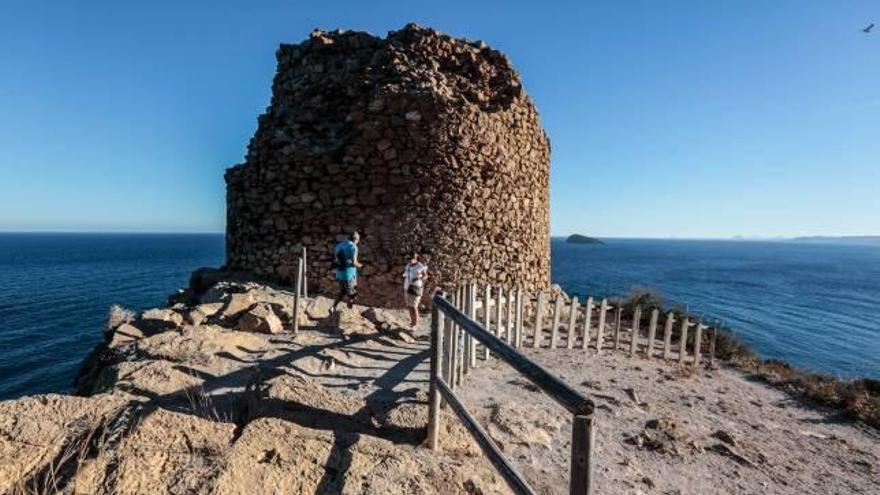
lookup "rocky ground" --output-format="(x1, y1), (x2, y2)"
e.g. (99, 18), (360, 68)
(1, 283), (505, 495)
(458, 349), (880, 494)
(1, 281), (878, 494)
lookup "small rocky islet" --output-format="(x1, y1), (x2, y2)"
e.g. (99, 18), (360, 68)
(566, 234), (604, 245)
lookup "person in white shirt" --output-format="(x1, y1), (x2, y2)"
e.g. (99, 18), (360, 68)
(402, 250), (429, 330)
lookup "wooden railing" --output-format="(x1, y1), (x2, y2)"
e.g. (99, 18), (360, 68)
(427, 290), (597, 495)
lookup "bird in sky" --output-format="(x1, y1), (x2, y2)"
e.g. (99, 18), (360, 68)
(863, 23), (874, 33)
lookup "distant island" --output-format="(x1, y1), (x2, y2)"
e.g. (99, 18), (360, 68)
(566, 234), (604, 245)
(793, 236), (880, 246)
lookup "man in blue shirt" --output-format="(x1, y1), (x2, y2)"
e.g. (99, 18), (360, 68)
(332, 231), (362, 311)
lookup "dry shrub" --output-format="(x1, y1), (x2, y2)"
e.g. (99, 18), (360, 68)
(712, 327), (756, 362)
(624, 286), (664, 312)
(182, 369), (230, 423)
(748, 360), (880, 429)
(11, 416), (114, 494)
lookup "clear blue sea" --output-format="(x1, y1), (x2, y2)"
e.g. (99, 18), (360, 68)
(0, 233), (225, 400)
(552, 237), (880, 380)
(1, 233), (878, 401)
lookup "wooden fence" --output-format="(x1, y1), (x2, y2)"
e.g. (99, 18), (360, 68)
(427, 289), (597, 495)
(444, 282), (718, 370)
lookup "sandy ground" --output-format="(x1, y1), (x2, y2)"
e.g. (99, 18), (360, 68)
(454, 343), (880, 494)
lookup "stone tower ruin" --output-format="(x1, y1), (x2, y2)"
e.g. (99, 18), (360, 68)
(225, 24), (551, 306)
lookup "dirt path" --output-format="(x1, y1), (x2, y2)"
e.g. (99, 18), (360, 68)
(455, 344), (880, 494)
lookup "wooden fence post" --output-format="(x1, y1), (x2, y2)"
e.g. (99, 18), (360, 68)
(678, 317), (690, 366)
(450, 288), (461, 390)
(596, 299), (607, 355)
(462, 285), (471, 376)
(613, 306), (623, 351)
(693, 322), (704, 368)
(551, 297), (563, 348)
(533, 292), (546, 348)
(629, 306), (641, 357)
(570, 414), (596, 495)
(506, 288), (516, 345)
(496, 285), (504, 343)
(581, 297), (593, 350)
(646, 309), (659, 359)
(468, 282), (477, 370)
(427, 300), (443, 450)
(662, 312), (675, 360)
(457, 285), (466, 384)
(515, 288), (524, 348)
(293, 256), (304, 335)
(483, 284), (492, 360)
(443, 299), (454, 392)
(567, 296), (579, 349)
(709, 327), (717, 368)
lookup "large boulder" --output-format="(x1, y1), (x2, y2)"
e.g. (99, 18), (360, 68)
(187, 302), (224, 326)
(362, 307), (416, 342)
(107, 322), (146, 347)
(362, 307), (410, 333)
(237, 303), (284, 334)
(136, 308), (184, 333)
(218, 293), (255, 322)
(317, 307), (377, 337)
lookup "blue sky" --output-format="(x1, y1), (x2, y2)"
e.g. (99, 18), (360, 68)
(1, 1), (877, 237)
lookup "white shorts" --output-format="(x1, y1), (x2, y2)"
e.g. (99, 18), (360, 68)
(405, 286), (424, 308)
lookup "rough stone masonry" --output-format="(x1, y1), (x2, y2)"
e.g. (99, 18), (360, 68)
(225, 23), (551, 307)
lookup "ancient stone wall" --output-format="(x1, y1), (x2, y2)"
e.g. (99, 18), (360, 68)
(225, 24), (551, 307)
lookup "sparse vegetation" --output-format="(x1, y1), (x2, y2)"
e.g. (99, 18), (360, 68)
(740, 359), (880, 429)
(623, 287), (880, 429)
